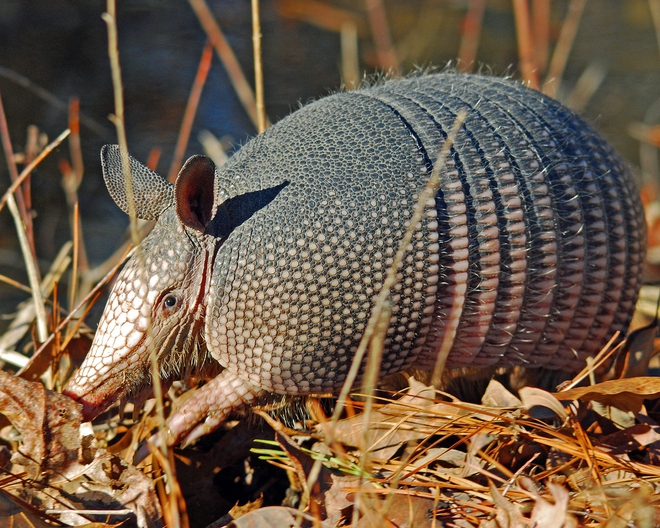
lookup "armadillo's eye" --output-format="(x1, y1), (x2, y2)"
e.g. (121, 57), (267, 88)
(163, 294), (178, 310)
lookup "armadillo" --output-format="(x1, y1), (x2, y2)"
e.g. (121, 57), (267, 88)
(64, 73), (646, 446)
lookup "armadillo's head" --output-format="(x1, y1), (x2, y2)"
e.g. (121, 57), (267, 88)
(64, 146), (219, 421)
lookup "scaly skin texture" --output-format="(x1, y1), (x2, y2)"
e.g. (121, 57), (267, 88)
(64, 73), (646, 446)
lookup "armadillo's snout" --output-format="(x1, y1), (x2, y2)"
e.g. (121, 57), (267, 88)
(64, 333), (147, 421)
(63, 337), (141, 420)
(64, 310), (150, 422)
(64, 257), (157, 421)
(63, 363), (126, 421)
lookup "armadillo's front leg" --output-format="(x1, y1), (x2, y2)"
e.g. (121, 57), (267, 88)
(165, 370), (267, 447)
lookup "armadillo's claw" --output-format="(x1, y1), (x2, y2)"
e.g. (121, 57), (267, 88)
(180, 416), (222, 448)
(134, 370), (266, 461)
(133, 431), (164, 465)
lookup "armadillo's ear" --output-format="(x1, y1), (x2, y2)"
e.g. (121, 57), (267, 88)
(174, 155), (216, 233)
(101, 145), (174, 220)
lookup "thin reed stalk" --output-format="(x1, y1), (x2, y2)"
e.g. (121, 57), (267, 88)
(103, 5), (186, 524)
(512, 0), (540, 88)
(0, 128), (70, 213)
(341, 21), (360, 89)
(543, 0), (587, 97)
(102, 0), (140, 247)
(0, 92), (48, 342)
(167, 41), (214, 182)
(365, 0), (399, 74)
(188, 0), (261, 130)
(252, 0), (267, 134)
(532, 0), (551, 74)
(457, 0), (487, 73)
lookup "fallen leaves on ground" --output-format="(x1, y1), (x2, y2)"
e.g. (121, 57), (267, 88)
(0, 371), (162, 527)
(556, 376), (660, 413)
(246, 374), (660, 527)
(2, 365), (660, 526)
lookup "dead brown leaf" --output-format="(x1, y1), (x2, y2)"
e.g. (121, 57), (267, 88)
(0, 369), (82, 480)
(599, 423), (660, 455)
(223, 505), (333, 527)
(519, 387), (568, 421)
(617, 312), (658, 378)
(481, 380), (522, 408)
(527, 481), (575, 528)
(355, 491), (438, 528)
(489, 481), (526, 528)
(602, 482), (658, 528)
(228, 495), (264, 520)
(46, 451), (163, 527)
(556, 377), (660, 413)
(0, 371), (162, 526)
(0, 487), (64, 527)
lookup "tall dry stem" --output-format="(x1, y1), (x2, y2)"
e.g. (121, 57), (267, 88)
(252, 0), (267, 133)
(188, 0), (261, 130)
(543, 0), (587, 97)
(167, 41), (214, 182)
(457, 0), (486, 73)
(512, 0), (540, 88)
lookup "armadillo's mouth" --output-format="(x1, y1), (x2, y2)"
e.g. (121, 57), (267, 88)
(63, 380), (127, 422)
(63, 328), (154, 421)
(64, 358), (180, 422)
(63, 352), (153, 422)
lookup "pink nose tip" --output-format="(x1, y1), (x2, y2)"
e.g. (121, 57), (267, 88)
(62, 389), (109, 422)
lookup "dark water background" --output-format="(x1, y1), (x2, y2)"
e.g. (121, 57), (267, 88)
(1, 0), (660, 318)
